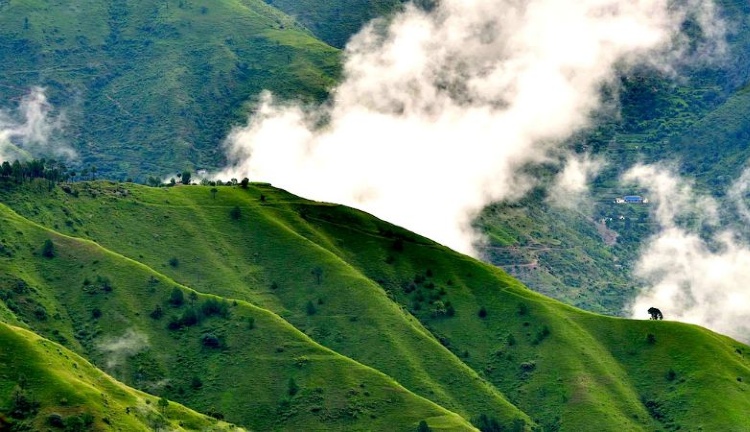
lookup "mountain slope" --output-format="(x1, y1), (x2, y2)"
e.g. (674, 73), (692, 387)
(0, 197), (478, 430)
(265, 0), (404, 48)
(1, 179), (750, 430)
(0, 322), (242, 431)
(0, 0), (339, 178)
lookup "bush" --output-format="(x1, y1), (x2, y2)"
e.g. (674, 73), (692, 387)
(417, 420), (432, 432)
(478, 306), (488, 318)
(446, 302), (456, 317)
(517, 303), (529, 316)
(306, 301), (317, 316)
(646, 333), (656, 344)
(168, 257), (179, 267)
(42, 239), (55, 258)
(167, 315), (182, 331)
(169, 288), (184, 306)
(33, 305), (48, 321)
(288, 378), (299, 396)
(230, 206), (241, 220)
(180, 308), (199, 327)
(48, 413), (64, 428)
(91, 308), (102, 319)
(190, 376), (203, 389)
(532, 326), (550, 345)
(201, 298), (229, 318)
(97, 275), (113, 292)
(472, 414), (503, 432)
(150, 305), (164, 320)
(666, 368), (677, 381)
(9, 386), (39, 419)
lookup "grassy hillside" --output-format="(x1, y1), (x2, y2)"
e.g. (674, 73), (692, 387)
(0, 322), (242, 431)
(1, 179), (750, 430)
(0, 0), (340, 178)
(0, 194), (477, 430)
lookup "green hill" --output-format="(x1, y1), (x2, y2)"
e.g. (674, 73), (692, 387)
(0, 0), (340, 178)
(0, 322), (243, 431)
(4, 0), (750, 321)
(1, 178), (749, 430)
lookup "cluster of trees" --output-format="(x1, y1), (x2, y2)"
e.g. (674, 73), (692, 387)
(0, 158), (102, 189)
(158, 288), (231, 332)
(145, 171), (251, 189)
(0, 161), (253, 192)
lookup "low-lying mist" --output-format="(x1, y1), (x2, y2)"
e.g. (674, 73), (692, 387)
(0, 87), (73, 163)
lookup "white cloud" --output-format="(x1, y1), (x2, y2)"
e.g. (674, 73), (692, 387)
(548, 154), (606, 210)
(626, 165), (750, 342)
(218, 0), (723, 255)
(0, 87), (74, 163)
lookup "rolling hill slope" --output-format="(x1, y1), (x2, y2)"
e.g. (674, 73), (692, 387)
(0, 322), (244, 431)
(1, 179), (749, 430)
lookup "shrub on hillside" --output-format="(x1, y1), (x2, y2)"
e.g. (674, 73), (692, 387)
(306, 301), (317, 316)
(190, 376), (203, 389)
(517, 303), (529, 316)
(169, 288), (184, 306)
(41, 239), (55, 258)
(478, 306), (488, 318)
(201, 298), (229, 318)
(150, 305), (164, 320)
(287, 378), (299, 396)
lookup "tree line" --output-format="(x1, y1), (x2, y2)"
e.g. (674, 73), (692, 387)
(0, 158), (99, 186)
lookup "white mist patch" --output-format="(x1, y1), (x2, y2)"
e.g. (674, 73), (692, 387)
(547, 154), (606, 210)
(219, 0), (723, 255)
(0, 87), (74, 163)
(626, 165), (750, 342)
(98, 329), (149, 369)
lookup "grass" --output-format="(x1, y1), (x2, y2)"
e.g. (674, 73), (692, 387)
(0, 179), (749, 430)
(0, 322), (242, 431)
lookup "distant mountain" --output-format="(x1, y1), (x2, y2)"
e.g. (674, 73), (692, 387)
(265, 0), (405, 48)
(0, 0), (340, 179)
(477, 0), (750, 316)
(1, 178), (750, 430)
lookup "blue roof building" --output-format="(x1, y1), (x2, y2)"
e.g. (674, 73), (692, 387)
(623, 195), (644, 203)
